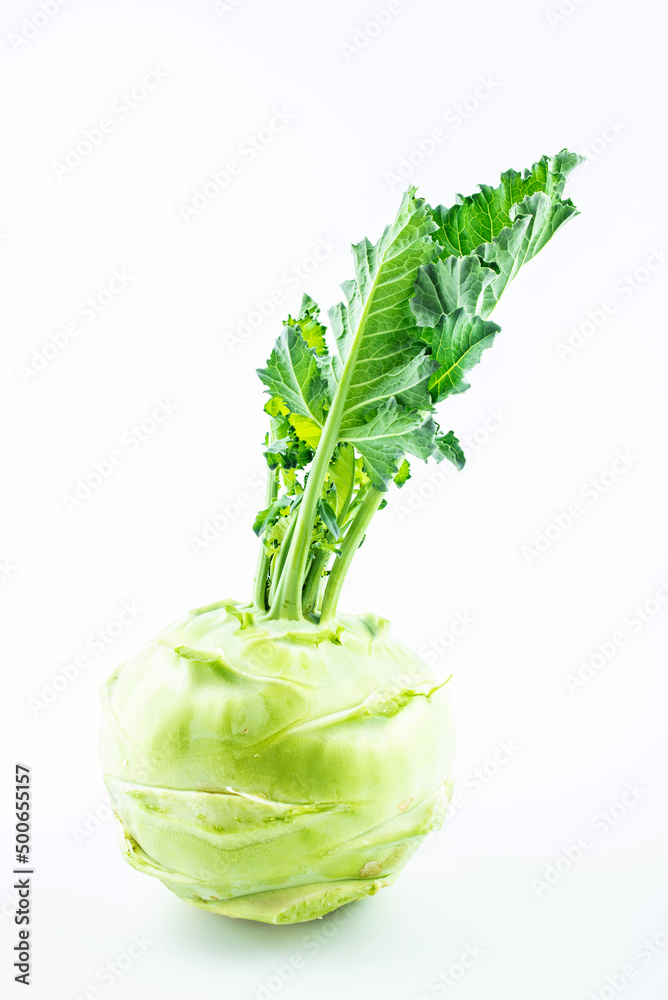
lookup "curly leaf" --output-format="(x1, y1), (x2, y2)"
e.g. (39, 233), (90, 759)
(288, 294), (328, 355)
(431, 150), (583, 260)
(258, 325), (335, 426)
(434, 431), (466, 470)
(427, 309), (501, 401)
(340, 398), (439, 489)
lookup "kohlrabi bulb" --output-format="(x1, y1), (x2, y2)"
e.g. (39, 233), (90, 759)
(99, 600), (455, 924)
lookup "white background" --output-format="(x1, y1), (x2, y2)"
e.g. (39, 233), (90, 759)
(3, 1), (668, 998)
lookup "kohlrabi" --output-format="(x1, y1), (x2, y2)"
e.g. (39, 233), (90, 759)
(99, 151), (581, 924)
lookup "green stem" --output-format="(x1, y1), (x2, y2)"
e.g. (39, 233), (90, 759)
(320, 487), (384, 622)
(264, 265), (383, 621)
(268, 332), (380, 621)
(264, 401), (344, 620)
(302, 548), (332, 617)
(267, 507), (300, 606)
(252, 465), (278, 611)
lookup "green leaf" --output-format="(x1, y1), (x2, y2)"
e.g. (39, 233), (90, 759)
(427, 309), (501, 401)
(264, 397), (289, 417)
(317, 499), (340, 540)
(394, 459), (411, 487)
(264, 436), (293, 458)
(258, 324), (335, 426)
(339, 350), (436, 430)
(289, 294), (328, 355)
(434, 431), (465, 470)
(327, 444), (356, 517)
(319, 191), (445, 487)
(330, 188), (439, 427)
(413, 152), (584, 337)
(430, 150), (583, 260)
(264, 428), (314, 471)
(288, 413), (322, 449)
(412, 254), (496, 328)
(340, 398), (439, 489)
(474, 189), (580, 316)
(354, 456), (371, 488)
(256, 154), (582, 619)
(253, 496), (286, 537)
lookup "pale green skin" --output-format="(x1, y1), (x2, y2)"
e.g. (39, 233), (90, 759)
(99, 599), (455, 924)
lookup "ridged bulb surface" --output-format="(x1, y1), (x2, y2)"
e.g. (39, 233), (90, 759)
(99, 600), (455, 924)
